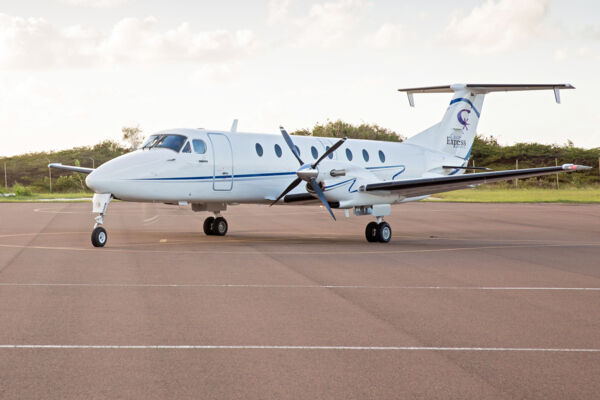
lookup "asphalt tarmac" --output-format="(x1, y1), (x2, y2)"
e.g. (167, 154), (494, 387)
(0, 201), (599, 399)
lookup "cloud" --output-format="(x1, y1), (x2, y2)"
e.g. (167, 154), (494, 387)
(297, 0), (371, 47)
(0, 13), (258, 69)
(268, 0), (371, 48)
(59, 0), (130, 7)
(267, 0), (292, 25)
(582, 25), (600, 41)
(363, 23), (403, 49)
(442, 0), (550, 54)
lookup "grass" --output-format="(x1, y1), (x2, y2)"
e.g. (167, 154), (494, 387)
(427, 187), (600, 203)
(0, 192), (93, 202)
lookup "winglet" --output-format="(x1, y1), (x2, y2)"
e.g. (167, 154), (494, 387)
(230, 119), (238, 133)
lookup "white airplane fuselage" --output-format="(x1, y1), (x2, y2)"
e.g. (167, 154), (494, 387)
(86, 128), (464, 207)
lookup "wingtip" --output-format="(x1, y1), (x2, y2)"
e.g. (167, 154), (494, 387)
(562, 164), (592, 171)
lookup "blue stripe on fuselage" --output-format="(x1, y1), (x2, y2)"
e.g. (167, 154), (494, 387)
(133, 165), (407, 181)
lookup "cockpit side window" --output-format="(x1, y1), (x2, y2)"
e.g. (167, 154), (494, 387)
(192, 139), (207, 154)
(155, 135), (186, 152)
(181, 141), (191, 153)
(142, 134), (187, 152)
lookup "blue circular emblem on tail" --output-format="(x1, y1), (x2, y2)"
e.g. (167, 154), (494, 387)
(457, 109), (471, 130)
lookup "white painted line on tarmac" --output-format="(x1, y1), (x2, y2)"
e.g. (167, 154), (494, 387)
(0, 345), (598, 352)
(0, 283), (598, 290)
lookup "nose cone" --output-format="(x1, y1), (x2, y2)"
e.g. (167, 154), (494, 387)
(86, 169), (110, 193)
(85, 150), (167, 195)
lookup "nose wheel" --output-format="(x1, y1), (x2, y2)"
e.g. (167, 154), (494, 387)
(203, 216), (228, 236)
(365, 221), (392, 243)
(91, 226), (107, 247)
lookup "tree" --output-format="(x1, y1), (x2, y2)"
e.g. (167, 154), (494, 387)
(122, 125), (143, 150)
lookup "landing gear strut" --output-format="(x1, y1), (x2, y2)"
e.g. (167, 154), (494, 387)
(203, 214), (228, 236)
(91, 193), (112, 247)
(365, 218), (392, 243)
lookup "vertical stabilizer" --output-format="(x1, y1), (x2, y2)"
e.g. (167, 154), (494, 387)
(403, 84), (483, 160)
(398, 83), (573, 161)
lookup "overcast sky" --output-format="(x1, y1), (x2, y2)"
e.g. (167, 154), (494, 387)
(0, 0), (599, 156)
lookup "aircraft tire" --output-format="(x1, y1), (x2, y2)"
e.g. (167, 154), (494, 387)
(212, 217), (228, 236)
(376, 222), (392, 243)
(365, 222), (378, 242)
(91, 226), (107, 247)
(203, 217), (215, 235)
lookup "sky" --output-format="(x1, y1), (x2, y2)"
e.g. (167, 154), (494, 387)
(0, 0), (599, 156)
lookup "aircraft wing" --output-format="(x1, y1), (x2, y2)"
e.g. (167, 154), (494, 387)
(362, 164), (591, 198)
(48, 163), (94, 174)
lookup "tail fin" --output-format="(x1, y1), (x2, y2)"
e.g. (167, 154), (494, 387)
(400, 83), (574, 161)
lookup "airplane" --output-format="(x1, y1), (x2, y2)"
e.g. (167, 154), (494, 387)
(49, 83), (591, 247)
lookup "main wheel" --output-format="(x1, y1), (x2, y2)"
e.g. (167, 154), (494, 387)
(212, 217), (228, 236)
(203, 217), (215, 235)
(91, 226), (107, 247)
(365, 222), (378, 242)
(376, 222), (392, 243)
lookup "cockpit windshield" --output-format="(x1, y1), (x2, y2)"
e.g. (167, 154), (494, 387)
(141, 134), (187, 152)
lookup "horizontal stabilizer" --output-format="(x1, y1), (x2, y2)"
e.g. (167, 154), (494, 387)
(399, 83), (574, 106)
(48, 163), (94, 174)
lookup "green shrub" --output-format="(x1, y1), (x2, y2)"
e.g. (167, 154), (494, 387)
(13, 184), (32, 196)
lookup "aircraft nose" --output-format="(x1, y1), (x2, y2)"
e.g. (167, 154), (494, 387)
(86, 169), (110, 193)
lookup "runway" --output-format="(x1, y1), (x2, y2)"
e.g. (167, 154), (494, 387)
(0, 201), (599, 399)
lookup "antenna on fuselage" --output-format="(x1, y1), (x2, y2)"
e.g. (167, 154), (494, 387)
(230, 119), (238, 133)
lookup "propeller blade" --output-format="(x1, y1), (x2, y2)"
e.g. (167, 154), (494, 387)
(279, 126), (303, 166)
(309, 177), (336, 221)
(312, 137), (346, 168)
(270, 177), (302, 206)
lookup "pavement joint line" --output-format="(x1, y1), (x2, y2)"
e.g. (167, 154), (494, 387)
(0, 242), (598, 255)
(0, 283), (599, 290)
(0, 345), (599, 352)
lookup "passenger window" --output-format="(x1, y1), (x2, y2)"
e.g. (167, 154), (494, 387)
(326, 146), (333, 159)
(192, 139), (207, 154)
(182, 141), (191, 153)
(311, 146), (318, 159)
(274, 144), (282, 158)
(362, 149), (369, 162)
(346, 148), (353, 161)
(256, 143), (264, 157)
(378, 150), (385, 163)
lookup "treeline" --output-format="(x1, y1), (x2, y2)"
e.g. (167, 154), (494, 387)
(1, 140), (127, 192)
(293, 120), (405, 142)
(294, 121), (599, 187)
(470, 136), (599, 187)
(1, 121), (598, 193)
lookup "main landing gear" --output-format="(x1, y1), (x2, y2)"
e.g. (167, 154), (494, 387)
(203, 215), (228, 236)
(365, 218), (392, 243)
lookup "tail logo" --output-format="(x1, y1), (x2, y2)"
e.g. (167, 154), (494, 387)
(457, 109), (471, 130)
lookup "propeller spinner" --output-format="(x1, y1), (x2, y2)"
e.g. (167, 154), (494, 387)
(270, 126), (346, 221)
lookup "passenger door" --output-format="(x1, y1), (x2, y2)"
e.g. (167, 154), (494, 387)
(208, 133), (233, 191)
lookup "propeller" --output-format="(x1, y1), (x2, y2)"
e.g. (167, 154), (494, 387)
(271, 126), (346, 221)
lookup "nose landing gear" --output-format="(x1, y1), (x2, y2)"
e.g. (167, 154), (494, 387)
(91, 193), (112, 248)
(365, 218), (392, 243)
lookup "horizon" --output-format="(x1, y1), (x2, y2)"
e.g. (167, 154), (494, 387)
(2, 121), (599, 159)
